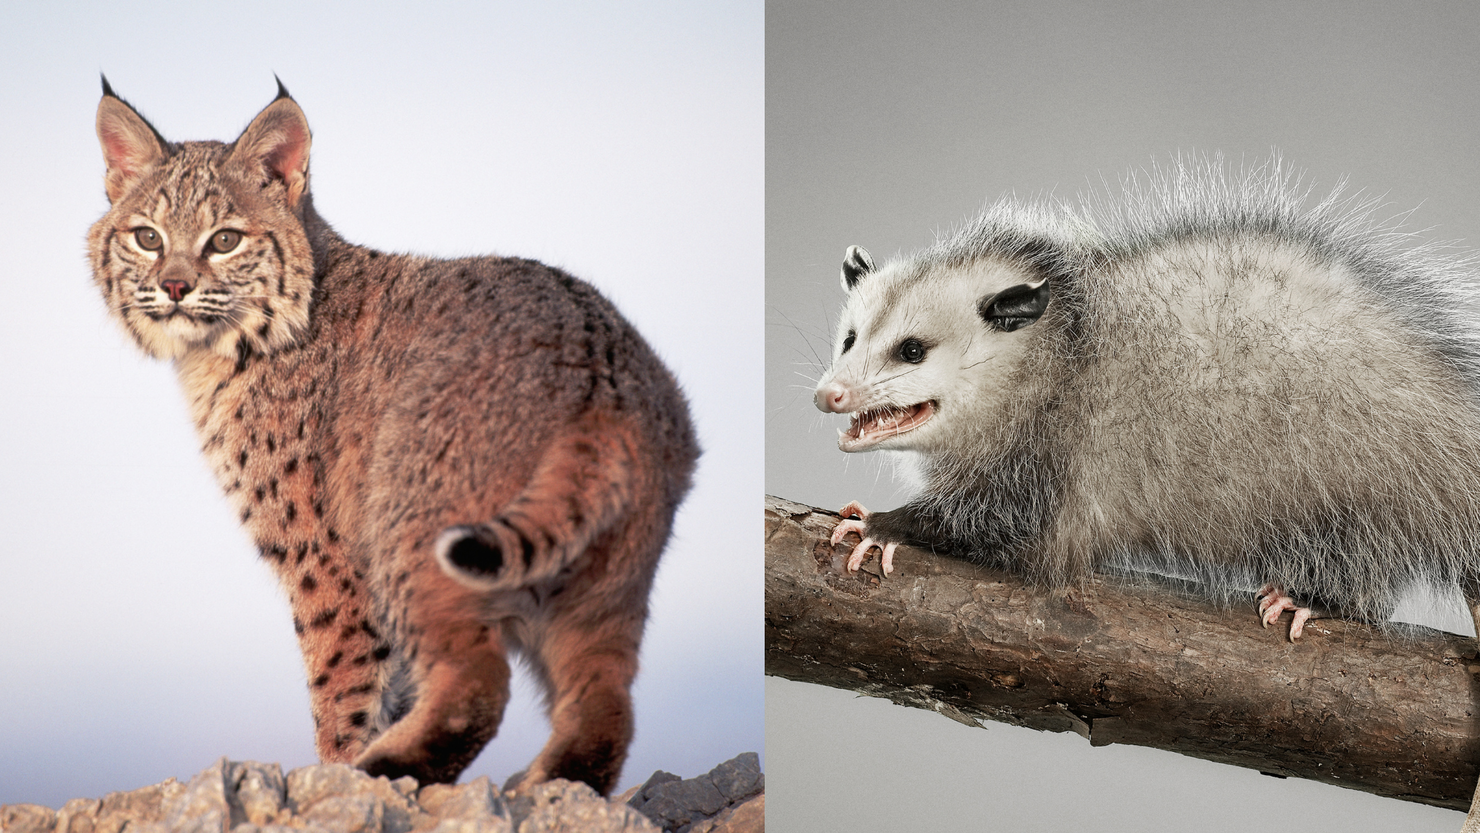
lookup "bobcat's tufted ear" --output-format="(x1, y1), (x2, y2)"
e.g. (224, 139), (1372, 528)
(229, 86), (312, 209)
(96, 77), (170, 204)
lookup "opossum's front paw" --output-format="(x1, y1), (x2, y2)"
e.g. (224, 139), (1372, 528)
(832, 502), (898, 576)
(1257, 583), (1313, 641)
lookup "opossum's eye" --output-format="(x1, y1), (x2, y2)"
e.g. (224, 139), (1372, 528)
(842, 330), (856, 354)
(897, 338), (926, 364)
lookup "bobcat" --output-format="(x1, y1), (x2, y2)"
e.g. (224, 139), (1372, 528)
(86, 77), (698, 794)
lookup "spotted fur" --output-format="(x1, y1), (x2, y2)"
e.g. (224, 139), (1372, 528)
(88, 78), (698, 794)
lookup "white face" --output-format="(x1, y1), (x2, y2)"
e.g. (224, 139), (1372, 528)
(814, 255), (1049, 454)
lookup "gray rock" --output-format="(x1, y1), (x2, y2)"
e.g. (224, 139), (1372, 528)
(517, 780), (657, 833)
(163, 758), (233, 833)
(626, 753), (766, 833)
(686, 794), (764, 833)
(427, 816), (513, 833)
(0, 753), (760, 833)
(284, 762), (372, 813)
(95, 778), (186, 833)
(390, 777), (419, 800)
(705, 754), (762, 803)
(52, 797), (101, 833)
(639, 780), (726, 829)
(435, 777), (504, 820)
(299, 793), (382, 833)
(624, 770), (681, 811)
(228, 762), (285, 826)
(420, 776), (510, 833)
(1, 803), (57, 833)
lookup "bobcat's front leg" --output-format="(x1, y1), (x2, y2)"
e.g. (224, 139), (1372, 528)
(266, 536), (390, 764)
(297, 613), (388, 763)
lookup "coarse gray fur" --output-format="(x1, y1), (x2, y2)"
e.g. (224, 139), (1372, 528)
(814, 157), (1480, 626)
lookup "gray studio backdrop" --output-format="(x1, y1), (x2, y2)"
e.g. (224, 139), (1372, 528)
(766, 1), (1480, 831)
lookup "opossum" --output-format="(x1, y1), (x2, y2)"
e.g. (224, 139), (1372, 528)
(813, 158), (1480, 646)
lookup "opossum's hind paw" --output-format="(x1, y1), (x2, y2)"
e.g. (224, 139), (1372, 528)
(1257, 584), (1314, 641)
(831, 502), (897, 575)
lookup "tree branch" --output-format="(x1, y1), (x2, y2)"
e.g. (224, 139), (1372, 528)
(764, 495), (1480, 811)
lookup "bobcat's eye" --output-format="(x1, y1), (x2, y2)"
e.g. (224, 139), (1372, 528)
(133, 227), (163, 252)
(208, 230), (243, 254)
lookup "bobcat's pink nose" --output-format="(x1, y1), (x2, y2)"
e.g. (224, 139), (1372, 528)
(161, 279), (192, 302)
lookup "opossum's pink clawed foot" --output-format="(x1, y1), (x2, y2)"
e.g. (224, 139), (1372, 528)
(1257, 583), (1313, 641)
(832, 502), (897, 576)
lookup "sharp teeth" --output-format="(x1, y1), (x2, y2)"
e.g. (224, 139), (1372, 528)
(851, 406), (899, 438)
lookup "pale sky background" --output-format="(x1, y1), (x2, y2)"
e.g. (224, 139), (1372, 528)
(767, 1), (1480, 831)
(0, 0), (761, 809)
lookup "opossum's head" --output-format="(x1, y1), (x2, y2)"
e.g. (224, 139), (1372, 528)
(815, 244), (1053, 453)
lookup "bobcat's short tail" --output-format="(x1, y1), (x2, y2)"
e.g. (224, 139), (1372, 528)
(434, 412), (646, 591)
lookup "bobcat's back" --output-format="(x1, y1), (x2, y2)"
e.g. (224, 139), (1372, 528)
(88, 79), (697, 793)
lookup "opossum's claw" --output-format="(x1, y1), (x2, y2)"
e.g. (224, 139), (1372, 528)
(1288, 607), (1312, 641)
(844, 537), (897, 575)
(831, 503), (897, 575)
(832, 517), (866, 545)
(1256, 583), (1311, 641)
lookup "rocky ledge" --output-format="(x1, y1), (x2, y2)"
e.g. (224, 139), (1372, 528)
(0, 753), (763, 833)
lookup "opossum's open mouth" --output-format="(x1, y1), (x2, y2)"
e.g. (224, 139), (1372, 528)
(839, 401), (936, 452)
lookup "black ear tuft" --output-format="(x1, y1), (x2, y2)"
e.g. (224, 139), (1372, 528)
(978, 280), (1050, 332)
(273, 74), (292, 101)
(96, 75), (168, 147)
(841, 245), (875, 291)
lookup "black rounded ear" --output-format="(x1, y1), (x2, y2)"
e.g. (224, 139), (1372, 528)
(978, 280), (1050, 332)
(841, 245), (875, 291)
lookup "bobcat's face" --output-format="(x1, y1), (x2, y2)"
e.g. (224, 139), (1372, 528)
(89, 90), (316, 361)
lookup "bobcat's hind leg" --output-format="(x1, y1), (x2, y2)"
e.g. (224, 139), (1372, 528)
(510, 489), (675, 796)
(354, 603), (512, 785)
(435, 411), (644, 591)
(513, 576), (649, 795)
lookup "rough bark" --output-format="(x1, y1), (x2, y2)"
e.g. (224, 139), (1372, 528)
(764, 494), (1480, 811)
